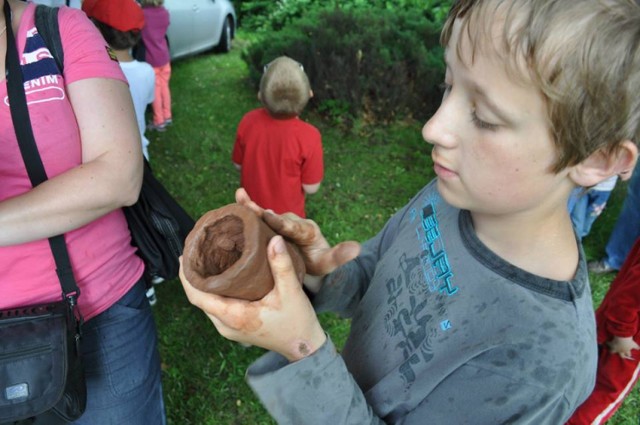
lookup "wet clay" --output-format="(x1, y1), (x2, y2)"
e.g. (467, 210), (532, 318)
(182, 203), (306, 300)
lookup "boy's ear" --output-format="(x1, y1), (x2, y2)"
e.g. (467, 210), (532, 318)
(570, 140), (638, 187)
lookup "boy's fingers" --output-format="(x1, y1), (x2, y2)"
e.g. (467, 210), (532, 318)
(207, 314), (239, 340)
(235, 188), (264, 216)
(332, 241), (361, 266)
(306, 241), (361, 276)
(180, 257), (255, 329)
(235, 187), (250, 204)
(263, 212), (317, 245)
(185, 284), (259, 331)
(268, 236), (300, 292)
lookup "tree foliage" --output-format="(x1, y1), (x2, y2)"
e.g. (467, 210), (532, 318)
(237, 0), (452, 33)
(241, 4), (448, 124)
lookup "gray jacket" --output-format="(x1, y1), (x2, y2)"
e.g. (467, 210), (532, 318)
(247, 181), (597, 424)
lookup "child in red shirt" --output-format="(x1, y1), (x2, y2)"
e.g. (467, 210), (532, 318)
(232, 56), (323, 218)
(568, 236), (640, 424)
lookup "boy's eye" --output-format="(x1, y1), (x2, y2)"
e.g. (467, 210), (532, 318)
(471, 110), (499, 131)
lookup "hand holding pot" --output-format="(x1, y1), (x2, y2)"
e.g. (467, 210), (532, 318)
(180, 236), (327, 361)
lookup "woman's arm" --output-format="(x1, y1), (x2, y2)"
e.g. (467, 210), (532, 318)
(0, 78), (143, 246)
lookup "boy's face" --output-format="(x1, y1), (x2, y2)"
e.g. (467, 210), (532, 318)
(423, 18), (574, 217)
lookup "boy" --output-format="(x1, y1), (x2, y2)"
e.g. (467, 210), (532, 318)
(181, 0), (639, 423)
(232, 56), (324, 218)
(83, 0), (155, 161)
(568, 236), (640, 425)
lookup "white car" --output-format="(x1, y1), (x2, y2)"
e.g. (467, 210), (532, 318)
(164, 0), (237, 60)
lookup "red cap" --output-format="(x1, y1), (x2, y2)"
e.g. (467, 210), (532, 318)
(82, 0), (145, 32)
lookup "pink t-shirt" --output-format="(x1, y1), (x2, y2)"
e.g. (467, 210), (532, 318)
(0, 4), (144, 320)
(232, 108), (324, 218)
(141, 6), (171, 68)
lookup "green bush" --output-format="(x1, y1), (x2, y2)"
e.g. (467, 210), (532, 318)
(241, 7), (446, 124)
(237, 0), (453, 33)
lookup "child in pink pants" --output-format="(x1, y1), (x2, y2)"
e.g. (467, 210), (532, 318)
(140, 0), (172, 131)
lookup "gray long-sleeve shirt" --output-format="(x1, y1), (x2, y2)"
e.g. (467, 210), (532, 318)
(247, 181), (597, 424)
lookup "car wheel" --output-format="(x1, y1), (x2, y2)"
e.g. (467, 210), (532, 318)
(215, 17), (232, 53)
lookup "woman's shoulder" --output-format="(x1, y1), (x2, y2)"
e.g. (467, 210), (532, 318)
(56, 4), (99, 34)
(53, 5), (126, 85)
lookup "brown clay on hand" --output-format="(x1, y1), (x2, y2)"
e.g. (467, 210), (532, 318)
(182, 203), (306, 301)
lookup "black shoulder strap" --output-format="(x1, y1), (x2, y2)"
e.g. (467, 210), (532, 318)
(35, 4), (64, 74)
(4, 1), (79, 303)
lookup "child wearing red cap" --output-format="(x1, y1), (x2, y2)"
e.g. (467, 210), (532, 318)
(83, 0), (155, 160)
(82, 0), (144, 33)
(83, 0), (159, 303)
(140, 0), (172, 132)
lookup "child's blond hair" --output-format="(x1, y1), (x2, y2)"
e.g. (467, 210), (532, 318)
(139, 0), (164, 6)
(442, 0), (640, 172)
(259, 56), (311, 118)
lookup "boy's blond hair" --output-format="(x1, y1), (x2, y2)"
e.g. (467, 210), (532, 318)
(259, 56), (311, 118)
(442, 0), (640, 172)
(139, 0), (164, 6)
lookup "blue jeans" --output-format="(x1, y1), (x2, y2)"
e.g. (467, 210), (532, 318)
(74, 279), (166, 425)
(604, 162), (640, 269)
(569, 188), (613, 239)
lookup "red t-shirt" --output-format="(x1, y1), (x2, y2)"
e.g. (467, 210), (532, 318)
(596, 237), (640, 343)
(232, 108), (324, 217)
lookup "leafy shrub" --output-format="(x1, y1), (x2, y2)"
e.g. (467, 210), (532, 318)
(242, 6), (445, 124)
(237, 0), (452, 33)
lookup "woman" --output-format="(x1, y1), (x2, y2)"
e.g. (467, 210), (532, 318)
(0, 0), (166, 423)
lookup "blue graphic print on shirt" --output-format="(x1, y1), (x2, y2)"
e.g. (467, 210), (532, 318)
(411, 196), (458, 296)
(381, 194), (459, 385)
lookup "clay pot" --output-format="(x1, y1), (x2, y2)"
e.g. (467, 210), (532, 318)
(182, 203), (306, 300)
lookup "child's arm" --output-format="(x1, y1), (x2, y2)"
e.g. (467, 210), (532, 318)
(599, 238), (640, 359)
(607, 336), (640, 360)
(300, 128), (323, 195)
(302, 182), (321, 194)
(231, 121), (245, 172)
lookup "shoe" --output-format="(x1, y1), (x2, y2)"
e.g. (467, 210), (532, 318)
(151, 275), (165, 285)
(146, 287), (158, 306)
(587, 259), (617, 274)
(147, 122), (167, 132)
(164, 118), (173, 126)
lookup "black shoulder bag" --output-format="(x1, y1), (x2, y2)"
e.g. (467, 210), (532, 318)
(0, 2), (86, 423)
(34, 5), (195, 285)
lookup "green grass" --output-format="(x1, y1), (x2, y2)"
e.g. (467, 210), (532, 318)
(148, 38), (639, 424)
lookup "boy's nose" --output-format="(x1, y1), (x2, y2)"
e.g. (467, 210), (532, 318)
(422, 100), (458, 149)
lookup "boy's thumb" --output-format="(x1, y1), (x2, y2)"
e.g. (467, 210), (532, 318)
(268, 236), (299, 291)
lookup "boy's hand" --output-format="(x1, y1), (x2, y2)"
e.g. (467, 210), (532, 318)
(607, 336), (640, 360)
(180, 236), (327, 362)
(235, 188), (361, 277)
